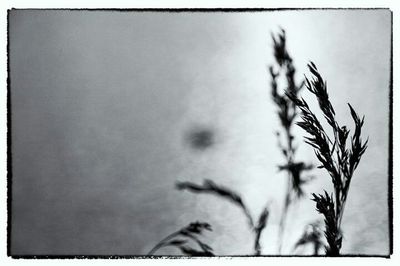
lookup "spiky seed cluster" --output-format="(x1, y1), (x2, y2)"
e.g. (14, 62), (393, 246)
(287, 63), (368, 256)
(348, 105), (368, 177)
(147, 221), (214, 256)
(286, 91), (337, 185)
(305, 62), (337, 129)
(182, 221), (212, 235)
(311, 192), (340, 256)
(271, 29), (292, 67)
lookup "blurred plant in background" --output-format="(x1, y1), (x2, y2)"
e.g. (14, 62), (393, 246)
(293, 220), (324, 255)
(176, 179), (270, 255)
(269, 29), (316, 254)
(148, 221), (214, 256)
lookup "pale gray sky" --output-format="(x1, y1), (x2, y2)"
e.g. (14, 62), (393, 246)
(9, 9), (391, 255)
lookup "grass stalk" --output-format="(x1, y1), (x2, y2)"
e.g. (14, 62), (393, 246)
(269, 29), (313, 254)
(287, 62), (368, 256)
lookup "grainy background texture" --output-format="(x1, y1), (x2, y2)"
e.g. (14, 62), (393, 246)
(9, 10), (391, 255)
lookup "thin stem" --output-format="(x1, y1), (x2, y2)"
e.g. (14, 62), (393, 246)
(314, 242), (320, 255)
(278, 127), (294, 254)
(148, 231), (180, 255)
(277, 178), (291, 254)
(337, 181), (351, 231)
(254, 231), (261, 256)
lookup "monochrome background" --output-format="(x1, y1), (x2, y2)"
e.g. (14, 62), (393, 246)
(9, 9), (391, 255)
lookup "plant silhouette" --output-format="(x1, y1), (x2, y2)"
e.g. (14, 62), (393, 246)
(293, 220), (324, 255)
(176, 179), (270, 255)
(148, 221), (214, 256)
(287, 62), (368, 256)
(150, 29), (368, 257)
(269, 29), (314, 254)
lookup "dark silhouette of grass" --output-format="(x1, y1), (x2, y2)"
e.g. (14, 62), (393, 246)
(151, 30), (368, 257)
(147, 221), (214, 256)
(269, 29), (314, 254)
(287, 62), (368, 256)
(176, 179), (270, 255)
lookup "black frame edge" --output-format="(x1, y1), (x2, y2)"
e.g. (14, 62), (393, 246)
(6, 7), (394, 259)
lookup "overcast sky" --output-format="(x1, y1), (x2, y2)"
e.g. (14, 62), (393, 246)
(9, 9), (391, 255)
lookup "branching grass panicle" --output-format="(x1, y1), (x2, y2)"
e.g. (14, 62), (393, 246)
(287, 63), (368, 256)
